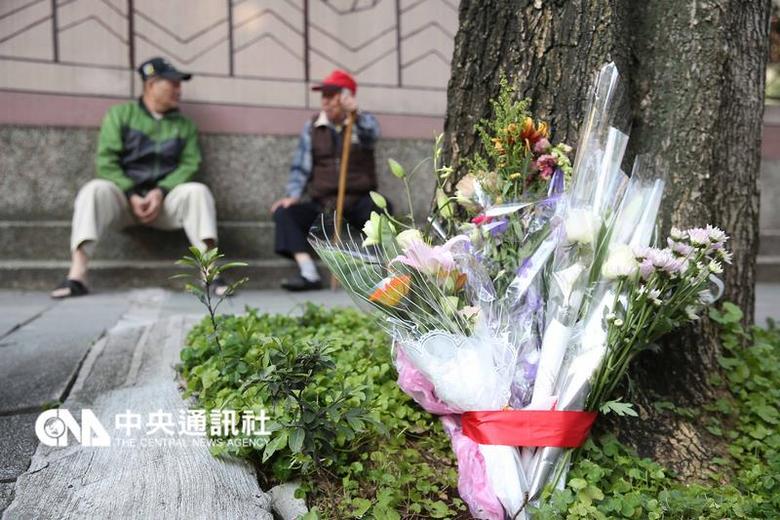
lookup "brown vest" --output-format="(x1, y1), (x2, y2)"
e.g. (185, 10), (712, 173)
(307, 115), (377, 209)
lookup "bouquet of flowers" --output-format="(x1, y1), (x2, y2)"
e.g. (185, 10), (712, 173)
(310, 63), (730, 519)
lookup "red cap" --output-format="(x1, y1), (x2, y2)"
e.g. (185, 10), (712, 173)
(311, 69), (357, 95)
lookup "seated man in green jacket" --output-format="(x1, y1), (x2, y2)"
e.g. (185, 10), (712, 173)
(51, 57), (223, 298)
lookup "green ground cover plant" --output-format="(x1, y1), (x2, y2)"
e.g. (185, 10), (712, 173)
(179, 303), (469, 519)
(179, 294), (779, 519)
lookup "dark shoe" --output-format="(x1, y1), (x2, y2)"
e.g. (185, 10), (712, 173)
(51, 278), (89, 299)
(281, 275), (323, 292)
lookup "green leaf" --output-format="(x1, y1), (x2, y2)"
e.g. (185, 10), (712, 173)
(754, 404), (780, 424)
(428, 501), (452, 518)
(289, 427), (305, 453)
(200, 367), (220, 390)
(300, 509), (320, 520)
(568, 478), (588, 491)
(599, 398), (639, 417)
(219, 261), (249, 271)
(262, 431), (287, 462)
(351, 497), (372, 517)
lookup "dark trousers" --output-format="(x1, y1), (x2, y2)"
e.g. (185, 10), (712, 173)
(273, 194), (390, 258)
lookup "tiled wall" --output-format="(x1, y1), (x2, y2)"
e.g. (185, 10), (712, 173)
(0, 0), (458, 117)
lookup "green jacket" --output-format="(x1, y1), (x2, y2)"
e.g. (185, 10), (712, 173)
(96, 99), (201, 196)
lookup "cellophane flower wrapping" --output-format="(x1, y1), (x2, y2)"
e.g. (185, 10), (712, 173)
(309, 62), (731, 519)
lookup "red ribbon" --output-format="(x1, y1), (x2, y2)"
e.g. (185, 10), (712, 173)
(461, 410), (598, 448)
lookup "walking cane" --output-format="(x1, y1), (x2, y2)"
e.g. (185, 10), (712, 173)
(331, 111), (355, 290)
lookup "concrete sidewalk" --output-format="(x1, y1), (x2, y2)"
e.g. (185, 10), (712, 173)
(0, 288), (351, 518)
(0, 285), (776, 518)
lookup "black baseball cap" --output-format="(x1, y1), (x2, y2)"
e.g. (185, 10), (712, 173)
(137, 57), (192, 81)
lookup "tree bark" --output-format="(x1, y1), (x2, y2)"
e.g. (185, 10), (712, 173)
(444, 0), (770, 479)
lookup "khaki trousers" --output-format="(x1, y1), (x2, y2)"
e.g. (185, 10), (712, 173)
(70, 179), (218, 256)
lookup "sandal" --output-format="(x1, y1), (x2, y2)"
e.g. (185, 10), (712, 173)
(51, 279), (89, 299)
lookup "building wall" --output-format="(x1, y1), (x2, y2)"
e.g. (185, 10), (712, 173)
(1, 0), (777, 262)
(0, 0), (458, 137)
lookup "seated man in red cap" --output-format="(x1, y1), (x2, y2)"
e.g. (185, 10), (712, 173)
(271, 69), (390, 291)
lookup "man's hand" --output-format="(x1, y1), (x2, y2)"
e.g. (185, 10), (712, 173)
(131, 189), (164, 224)
(271, 196), (299, 213)
(129, 193), (149, 221)
(339, 91), (358, 114)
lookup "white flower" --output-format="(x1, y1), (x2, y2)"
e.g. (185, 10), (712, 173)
(670, 227), (686, 240)
(649, 288), (662, 305)
(602, 245), (639, 280)
(458, 305), (481, 321)
(613, 319), (624, 327)
(455, 174), (477, 200)
(706, 225), (728, 244)
(565, 209), (597, 245)
(395, 228), (424, 251)
(718, 249), (733, 264)
(685, 305), (700, 321)
(708, 260), (723, 274)
(362, 212), (395, 247)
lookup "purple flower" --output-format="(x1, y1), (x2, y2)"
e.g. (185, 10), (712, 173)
(686, 227), (710, 247)
(639, 258), (655, 280)
(668, 238), (694, 257)
(485, 218), (509, 237)
(647, 248), (686, 275)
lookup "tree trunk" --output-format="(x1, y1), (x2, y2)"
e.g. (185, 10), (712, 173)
(444, 0), (769, 479)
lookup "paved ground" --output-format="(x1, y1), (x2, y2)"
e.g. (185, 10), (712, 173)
(0, 288), (351, 517)
(0, 284), (776, 517)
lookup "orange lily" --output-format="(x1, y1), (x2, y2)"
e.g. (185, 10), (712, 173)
(369, 275), (411, 307)
(520, 117), (549, 150)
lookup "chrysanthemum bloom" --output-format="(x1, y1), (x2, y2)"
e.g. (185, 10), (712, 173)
(535, 154), (558, 180)
(534, 137), (551, 153)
